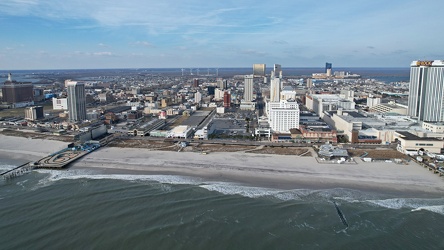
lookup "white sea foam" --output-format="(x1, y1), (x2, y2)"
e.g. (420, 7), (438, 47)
(30, 169), (444, 216)
(411, 205), (444, 215)
(33, 168), (202, 189)
(198, 183), (321, 201)
(366, 198), (409, 209)
(0, 164), (15, 172)
(200, 183), (282, 199)
(367, 198), (444, 215)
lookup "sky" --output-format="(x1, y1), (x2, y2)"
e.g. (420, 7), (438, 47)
(0, 0), (443, 70)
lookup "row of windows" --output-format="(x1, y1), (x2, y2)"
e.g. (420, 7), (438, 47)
(415, 143), (434, 146)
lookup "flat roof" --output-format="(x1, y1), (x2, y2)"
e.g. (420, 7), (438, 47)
(106, 106), (131, 113)
(396, 131), (442, 141)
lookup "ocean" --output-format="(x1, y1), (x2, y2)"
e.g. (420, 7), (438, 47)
(0, 67), (410, 85)
(1, 160), (443, 249)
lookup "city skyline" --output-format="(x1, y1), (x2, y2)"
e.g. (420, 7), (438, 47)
(1, 0), (443, 70)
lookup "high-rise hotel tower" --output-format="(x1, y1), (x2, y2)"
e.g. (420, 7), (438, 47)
(269, 64), (282, 103)
(67, 81), (87, 122)
(244, 75), (254, 102)
(408, 60), (444, 122)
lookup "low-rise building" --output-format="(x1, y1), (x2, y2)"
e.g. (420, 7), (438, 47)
(370, 102), (407, 115)
(305, 94), (355, 117)
(290, 125), (337, 143)
(167, 125), (193, 139)
(395, 131), (444, 154)
(136, 119), (166, 136)
(53, 97), (68, 110)
(24, 106), (44, 121)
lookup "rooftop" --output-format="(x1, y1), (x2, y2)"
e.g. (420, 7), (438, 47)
(396, 131), (442, 141)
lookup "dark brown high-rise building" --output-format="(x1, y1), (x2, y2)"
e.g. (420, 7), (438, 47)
(2, 74), (34, 106)
(223, 91), (231, 108)
(193, 79), (199, 88)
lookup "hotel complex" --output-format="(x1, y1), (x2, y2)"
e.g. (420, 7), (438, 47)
(265, 64), (300, 133)
(267, 100), (300, 133)
(408, 60), (444, 122)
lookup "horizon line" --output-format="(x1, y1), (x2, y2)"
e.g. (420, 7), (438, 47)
(0, 66), (411, 72)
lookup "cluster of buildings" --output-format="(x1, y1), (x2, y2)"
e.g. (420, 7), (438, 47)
(2, 60), (444, 156)
(312, 63), (361, 79)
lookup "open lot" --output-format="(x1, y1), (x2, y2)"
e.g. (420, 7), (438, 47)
(348, 149), (406, 159)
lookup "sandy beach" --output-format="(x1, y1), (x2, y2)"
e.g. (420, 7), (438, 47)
(0, 135), (69, 161)
(2, 135), (444, 197)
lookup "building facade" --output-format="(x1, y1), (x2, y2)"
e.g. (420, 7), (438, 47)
(268, 100), (300, 133)
(253, 64), (266, 77)
(2, 74), (34, 108)
(67, 82), (87, 122)
(305, 94), (356, 117)
(223, 91), (231, 108)
(53, 97), (68, 110)
(194, 92), (202, 104)
(24, 106), (44, 121)
(270, 71), (281, 102)
(244, 75), (254, 102)
(408, 60), (444, 122)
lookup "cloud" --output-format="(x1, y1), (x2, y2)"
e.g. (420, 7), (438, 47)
(98, 43), (110, 47)
(273, 40), (289, 45)
(93, 51), (113, 56)
(131, 41), (154, 47)
(0, 0), (38, 15)
(239, 49), (267, 56)
(367, 46), (375, 49)
(71, 51), (114, 56)
(390, 50), (408, 55)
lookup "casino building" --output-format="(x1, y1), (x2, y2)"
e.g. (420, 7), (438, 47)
(408, 60), (444, 122)
(1, 73), (34, 108)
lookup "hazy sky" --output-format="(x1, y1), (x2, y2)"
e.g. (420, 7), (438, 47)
(1, 0), (443, 69)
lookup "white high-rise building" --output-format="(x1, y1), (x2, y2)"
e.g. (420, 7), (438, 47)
(194, 91), (202, 104)
(267, 100), (300, 133)
(270, 70), (282, 102)
(274, 64), (282, 78)
(67, 82), (86, 122)
(244, 75), (254, 102)
(217, 78), (227, 90)
(214, 88), (225, 101)
(408, 60), (444, 122)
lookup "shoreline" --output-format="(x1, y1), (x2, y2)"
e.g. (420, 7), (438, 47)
(2, 135), (444, 198)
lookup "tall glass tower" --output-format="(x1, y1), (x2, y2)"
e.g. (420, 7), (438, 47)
(67, 81), (87, 122)
(407, 60), (444, 122)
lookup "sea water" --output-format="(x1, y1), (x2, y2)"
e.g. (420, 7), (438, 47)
(1, 160), (444, 250)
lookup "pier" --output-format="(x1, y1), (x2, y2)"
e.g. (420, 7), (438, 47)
(1, 162), (32, 180)
(2, 141), (102, 180)
(33, 143), (100, 169)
